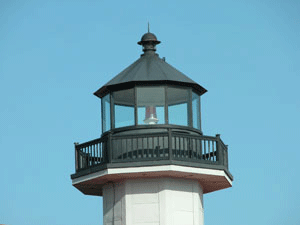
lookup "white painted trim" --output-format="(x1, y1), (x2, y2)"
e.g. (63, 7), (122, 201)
(72, 165), (232, 186)
(72, 169), (108, 184)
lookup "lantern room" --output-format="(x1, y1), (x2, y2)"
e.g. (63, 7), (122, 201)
(99, 85), (203, 131)
(95, 32), (206, 135)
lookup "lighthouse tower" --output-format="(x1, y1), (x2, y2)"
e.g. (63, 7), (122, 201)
(71, 31), (233, 225)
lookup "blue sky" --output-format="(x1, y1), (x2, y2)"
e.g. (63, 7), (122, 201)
(1, 0), (300, 224)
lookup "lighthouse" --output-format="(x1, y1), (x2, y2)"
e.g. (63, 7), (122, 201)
(71, 31), (233, 225)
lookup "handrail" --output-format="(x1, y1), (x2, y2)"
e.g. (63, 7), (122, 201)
(103, 124), (203, 136)
(75, 137), (105, 148)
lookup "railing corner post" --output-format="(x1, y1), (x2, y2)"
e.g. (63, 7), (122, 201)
(216, 134), (223, 166)
(74, 142), (79, 172)
(225, 144), (229, 169)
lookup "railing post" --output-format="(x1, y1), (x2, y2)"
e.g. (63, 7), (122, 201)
(74, 142), (79, 172)
(225, 145), (229, 169)
(168, 128), (173, 161)
(216, 134), (224, 166)
(107, 133), (113, 163)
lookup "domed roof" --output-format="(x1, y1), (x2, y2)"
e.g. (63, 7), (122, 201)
(138, 32), (161, 45)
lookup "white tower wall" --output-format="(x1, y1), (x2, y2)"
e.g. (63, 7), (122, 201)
(103, 178), (204, 225)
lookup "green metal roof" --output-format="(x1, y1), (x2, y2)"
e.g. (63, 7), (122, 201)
(94, 33), (207, 98)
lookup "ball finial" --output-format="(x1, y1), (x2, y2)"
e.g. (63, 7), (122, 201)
(138, 24), (161, 52)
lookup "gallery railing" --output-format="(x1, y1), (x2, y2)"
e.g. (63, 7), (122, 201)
(74, 128), (228, 172)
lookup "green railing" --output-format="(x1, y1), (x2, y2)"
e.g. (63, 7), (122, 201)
(74, 129), (228, 172)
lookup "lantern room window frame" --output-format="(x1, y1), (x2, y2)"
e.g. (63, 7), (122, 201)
(101, 84), (202, 134)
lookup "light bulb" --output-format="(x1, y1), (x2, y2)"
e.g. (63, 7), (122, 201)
(144, 106), (159, 124)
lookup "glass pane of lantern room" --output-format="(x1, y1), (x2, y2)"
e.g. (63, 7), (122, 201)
(137, 87), (165, 125)
(102, 94), (111, 133)
(192, 91), (200, 129)
(168, 87), (188, 126)
(114, 88), (135, 128)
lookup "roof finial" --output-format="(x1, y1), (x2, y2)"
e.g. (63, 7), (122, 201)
(138, 27), (161, 53)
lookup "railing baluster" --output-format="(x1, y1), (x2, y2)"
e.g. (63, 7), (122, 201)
(200, 139), (205, 159)
(183, 137), (186, 158)
(94, 143), (98, 165)
(141, 137), (144, 158)
(190, 138), (193, 159)
(137, 138), (139, 158)
(189, 138), (191, 158)
(95, 144), (97, 164)
(147, 137), (149, 158)
(213, 141), (216, 161)
(193, 139), (196, 159)
(188, 137), (191, 158)
(92, 144), (95, 165)
(100, 143), (101, 163)
(173, 136), (175, 158)
(162, 136), (165, 157)
(85, 146), (88, 167)
(131, 138), (133, 159)
(97, 143), (99, 164)
(87, 146), (89, 166)
(158, 137), (161, 158)
(84, 147), (87, 167)
(195, 139), (198, 159)
(90, 145), (92, 165)
(179, 137), (182, 158)
(207, 140), (209, 161)
(186, 137), (189, 158)
(200, 139), (203, 159)
(177, 137), (180, 158)
(88, 146), (91, 166)
(208, 140), (211, 161)
(125, 138), (127, 159)
(91, 145), (93, 165)
(94, 144), (96, 164)
(97, 143), (100, 163)
(93, 144), (95, 165)
(211, 141), (214, 161)
(157, 136), (159, 157)
(204, 140), (207, 160)
(168, 129), (172, 160)
(100, 141), (103, 163)
(101, 142), (103, 163)
(89, 146), (92, 166)
(174, 137), (176, 158)
(100, 143), (102, 163)
(185, 137), (188, 158)
(152, 137), (155, 157)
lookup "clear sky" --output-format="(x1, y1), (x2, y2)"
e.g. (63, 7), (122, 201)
(1, 0), (300, 224)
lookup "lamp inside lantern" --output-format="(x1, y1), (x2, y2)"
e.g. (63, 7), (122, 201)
(137, 87), (165, 125)
(144, 105), (158, 124)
